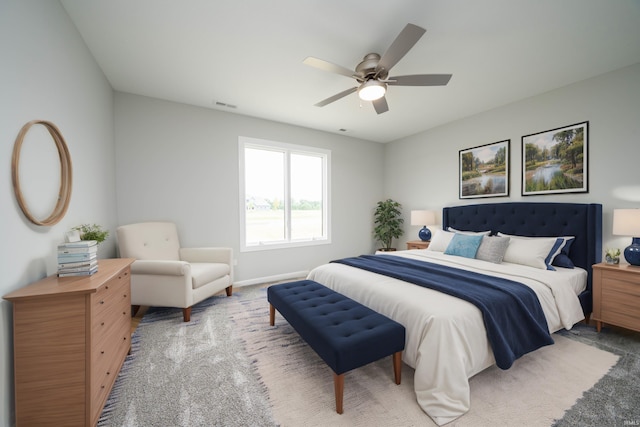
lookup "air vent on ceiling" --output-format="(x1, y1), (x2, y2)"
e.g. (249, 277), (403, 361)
(214, 101), (237, 109)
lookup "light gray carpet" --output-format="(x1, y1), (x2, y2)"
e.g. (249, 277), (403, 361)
(98, 288), (276, 426)
(553, 324), (640, 426)
(99, 284), (638, 426)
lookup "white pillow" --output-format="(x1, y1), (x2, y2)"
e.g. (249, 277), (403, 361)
(447, 227), (491, 236)
(498, 234), (558, 270)
(427, 229), (455, 252)
(498, 233), (573, 270)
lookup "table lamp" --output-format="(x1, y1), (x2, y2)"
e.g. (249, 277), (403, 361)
(411, 210), (436, 241)
(612, 208), (640, 266)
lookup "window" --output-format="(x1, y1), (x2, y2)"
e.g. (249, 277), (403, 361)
(239, 137), (331, 252)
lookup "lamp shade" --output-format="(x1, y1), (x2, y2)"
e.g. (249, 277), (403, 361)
(612, 209), (640, 236)
(411, 210), (436, 226)
(612, 208), (640, 266)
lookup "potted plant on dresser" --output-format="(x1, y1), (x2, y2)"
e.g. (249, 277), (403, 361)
(374, 199), (404, 251)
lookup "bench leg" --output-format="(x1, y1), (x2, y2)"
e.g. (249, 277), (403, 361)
(393, 351), (402, 385)
(269, 304), (275, 326)
(333, 372), (344, 414)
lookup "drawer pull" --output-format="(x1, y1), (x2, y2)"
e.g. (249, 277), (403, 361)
(101, 322), (105, 326)
(100, 300), (104, 305)
(101, 350), (105, 354)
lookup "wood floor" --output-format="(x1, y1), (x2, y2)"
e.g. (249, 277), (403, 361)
(130, 306), (148, 335)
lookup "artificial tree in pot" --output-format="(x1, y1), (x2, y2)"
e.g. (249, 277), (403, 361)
(374, 199), (404, 251)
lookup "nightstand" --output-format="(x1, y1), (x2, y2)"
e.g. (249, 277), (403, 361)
(592, 263), (640, 333)
(406, 240), (430, 250)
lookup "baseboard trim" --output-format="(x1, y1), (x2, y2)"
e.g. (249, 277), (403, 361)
(234, 271), (309, 287)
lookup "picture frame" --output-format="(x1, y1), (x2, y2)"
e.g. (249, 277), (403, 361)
(521, 121), (588, 196)
(459, 139), (510, 199)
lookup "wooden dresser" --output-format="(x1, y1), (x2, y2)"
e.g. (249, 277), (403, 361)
(3, 258), (135, 427)
(592, 262), (640, 333)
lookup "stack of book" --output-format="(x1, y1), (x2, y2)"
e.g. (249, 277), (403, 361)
(57, 240), (98, 277)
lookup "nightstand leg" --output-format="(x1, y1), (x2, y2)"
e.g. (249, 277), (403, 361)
(596, 320), (602, 332)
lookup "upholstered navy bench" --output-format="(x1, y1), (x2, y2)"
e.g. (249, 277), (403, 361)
(267, 280), (406, 414)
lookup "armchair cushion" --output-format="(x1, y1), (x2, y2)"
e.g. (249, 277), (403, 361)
(191, 263), (230, 289)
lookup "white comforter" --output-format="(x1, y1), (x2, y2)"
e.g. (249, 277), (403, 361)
(307, 250), (586, 425)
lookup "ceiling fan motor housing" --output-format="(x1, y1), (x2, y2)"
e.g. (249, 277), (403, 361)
(356, 53), (389, 80)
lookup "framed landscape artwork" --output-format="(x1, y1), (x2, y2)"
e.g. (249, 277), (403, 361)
(459, 140), (509, 199)
(521, 121), (588, 196)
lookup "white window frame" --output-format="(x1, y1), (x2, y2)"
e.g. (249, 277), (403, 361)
(239, 136), (331, 252)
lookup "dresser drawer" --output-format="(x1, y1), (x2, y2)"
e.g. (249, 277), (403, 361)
(90, 332), (129, 422)
(92, 274), (130, 318)
(92, 303), (130, 353)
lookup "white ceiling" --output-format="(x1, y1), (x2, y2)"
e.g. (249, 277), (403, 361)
(61, 0), (640, 143)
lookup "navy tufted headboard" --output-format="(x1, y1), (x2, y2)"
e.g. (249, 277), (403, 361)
(442, 202), (602, 315)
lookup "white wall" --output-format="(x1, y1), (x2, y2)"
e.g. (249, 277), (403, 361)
(114, 93), (385, 282)
(386, 63), (640, 255)
(0, 1), (117, 425)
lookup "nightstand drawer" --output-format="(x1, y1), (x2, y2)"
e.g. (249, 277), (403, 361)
(593, 263), (640, 333)
(407, 240), (429, 250)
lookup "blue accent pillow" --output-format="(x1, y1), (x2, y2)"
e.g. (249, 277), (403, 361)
(444, 233), (484, 259)
(552, 254), (575, 269)
(544, 238), (565, 271)
(552, 237), (575, 269)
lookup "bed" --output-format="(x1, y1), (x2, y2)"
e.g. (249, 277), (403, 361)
(307, 202), (602, 425)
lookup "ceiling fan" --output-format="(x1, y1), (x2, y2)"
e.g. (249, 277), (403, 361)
(303, 23), (452, 114)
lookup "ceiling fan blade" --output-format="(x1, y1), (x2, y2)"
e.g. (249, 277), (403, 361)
(372, 96), (389, 114)
(376, 23), (426, 73)
(387, 74), (452, 86)
(314, 87), (358, 107)
(303, 57), (356, 79)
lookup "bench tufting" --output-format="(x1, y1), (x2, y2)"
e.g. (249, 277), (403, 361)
(267, 279), (406, 414)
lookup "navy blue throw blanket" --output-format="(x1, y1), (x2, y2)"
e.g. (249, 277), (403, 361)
(330, 255), (553, 369)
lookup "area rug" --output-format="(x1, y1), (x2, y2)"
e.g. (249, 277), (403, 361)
(99, 284), (623, 426)
(231, 286), (620, 427)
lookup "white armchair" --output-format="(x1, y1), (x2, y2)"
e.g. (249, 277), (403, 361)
(116, 221), (233, 322)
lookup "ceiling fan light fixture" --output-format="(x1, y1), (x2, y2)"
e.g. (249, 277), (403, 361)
(358, 80), (386, 101)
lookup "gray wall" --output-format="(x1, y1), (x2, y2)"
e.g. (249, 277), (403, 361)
(387, 63), (640, 252)
(0, 1), (118, 424)
(114, 93), (385, 283)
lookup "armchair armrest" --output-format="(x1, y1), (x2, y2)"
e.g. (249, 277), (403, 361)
(180, 247), (233, 265)
(131, 260), (190, 276)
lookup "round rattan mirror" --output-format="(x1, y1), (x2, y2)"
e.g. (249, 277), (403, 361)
(11, 120), (73, 226)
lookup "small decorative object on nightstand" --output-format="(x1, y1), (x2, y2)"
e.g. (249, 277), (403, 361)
(592, 262), (640, 333)
(605, 248), (621, 265)
(407, 240), (430, 250)
(613, 209), (640, 266)
(410, 210), (436, 241)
